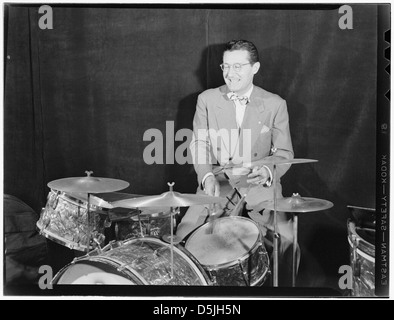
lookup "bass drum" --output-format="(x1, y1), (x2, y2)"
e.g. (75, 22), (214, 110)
(52, 237), (211, 286)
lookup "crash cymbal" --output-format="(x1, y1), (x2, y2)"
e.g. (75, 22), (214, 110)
(213, 158), (318, 175)
(258, 193), (333, 213)
(112, 191), (227, 209)
(47, 171), (129, 194)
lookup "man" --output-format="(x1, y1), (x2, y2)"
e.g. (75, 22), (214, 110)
(177, 40), (298, 285)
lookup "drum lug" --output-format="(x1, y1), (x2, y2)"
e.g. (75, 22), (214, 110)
(206, 269), (218, 286)
(258, 242), (265, 254)
(101, 240), (118, 252)
(104, 217), (112, 228)
(238, 259), (250, 286)
(51, 194), (60, 210)
(351, 235), (361, 278)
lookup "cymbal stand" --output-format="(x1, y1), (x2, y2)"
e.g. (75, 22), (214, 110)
(87, 192), (103, 254)
(272, 164), (279, 287)
(292, 213), (298, 287)
(169, 205), (176, 279)
(86, 192), (92, 253)
(168, 182), (176, 279)
(137, 210), (145, 237)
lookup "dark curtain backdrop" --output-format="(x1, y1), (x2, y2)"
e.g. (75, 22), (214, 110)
(4, 5), (378, 291)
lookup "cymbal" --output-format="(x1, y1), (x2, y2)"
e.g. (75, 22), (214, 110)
(112, 191), (227, 209)
(258, 193), (333, 213)
(48, 171), (129, 194)
(89, 193), (144, 209)
(214, 158), (318, 175)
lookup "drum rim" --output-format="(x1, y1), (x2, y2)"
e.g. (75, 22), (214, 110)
(347, 220), (375, 261)
(185, 216), (263, 269)
(52, 255), (146, 285)
(36, 220), (91, 252)
(347, 236), (375, 262)
(49, 188), (109, 212)
(250, 266), (270, 286)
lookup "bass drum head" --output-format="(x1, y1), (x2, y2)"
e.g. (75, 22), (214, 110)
(54, 261), (137, 285)
(185, 216), (260, 266)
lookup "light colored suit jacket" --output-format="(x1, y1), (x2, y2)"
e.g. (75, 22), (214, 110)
(189, 84), (294, 208)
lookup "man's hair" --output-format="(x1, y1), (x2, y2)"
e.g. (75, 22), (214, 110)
(224, 40), (259, 64)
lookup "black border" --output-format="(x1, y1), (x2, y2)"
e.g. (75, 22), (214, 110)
(2, 2), (391, 299)
(375, 3), (390, 298)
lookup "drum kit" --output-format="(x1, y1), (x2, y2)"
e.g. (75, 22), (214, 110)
(37, 158), (335, 287)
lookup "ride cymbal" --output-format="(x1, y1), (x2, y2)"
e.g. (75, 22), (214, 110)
(47, 171), (129, 194)
(258, 193), (333, 213)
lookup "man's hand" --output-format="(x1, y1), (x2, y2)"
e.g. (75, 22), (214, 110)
(247, 166), (270, 185)
(204, 175), (220, 196)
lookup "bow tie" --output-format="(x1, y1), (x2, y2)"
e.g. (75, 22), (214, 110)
(228, 92), (250, 105)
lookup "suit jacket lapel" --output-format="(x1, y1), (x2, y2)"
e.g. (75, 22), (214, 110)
(213, 87), (238, 158)
(240, 88), (266, 152)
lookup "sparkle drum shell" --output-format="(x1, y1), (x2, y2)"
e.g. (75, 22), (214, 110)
(36, 189), (110, 252)
(114, 206), (172, 241)
(347, 219), (375, 296)
(185, 216), (270, 286)
(52, 237), (211, 286)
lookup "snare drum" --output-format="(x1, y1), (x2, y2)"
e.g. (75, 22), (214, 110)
(37, 189), (110, 252)
(52, 237), (211, 285)
(185, 216), (270, 286)
(347, 219), (375, 296)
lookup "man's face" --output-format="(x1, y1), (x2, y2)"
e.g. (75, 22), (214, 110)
(222, 49), (260, 95)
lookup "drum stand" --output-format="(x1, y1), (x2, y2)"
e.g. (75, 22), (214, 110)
(291, 213), (298, 287)
(86, 192), (92, 253)
(86, 192), (103, 254)
(272, 164), (280, 287)
(271, 165), (298, 287)
(162, 183), (182, 280)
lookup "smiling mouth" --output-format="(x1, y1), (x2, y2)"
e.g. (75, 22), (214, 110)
(226, 78), (240, 84)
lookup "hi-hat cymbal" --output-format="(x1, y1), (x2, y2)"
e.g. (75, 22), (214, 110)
(47, 171), (129, 194)
(112, 191), (227, 209)
(258, 193), (333, 213)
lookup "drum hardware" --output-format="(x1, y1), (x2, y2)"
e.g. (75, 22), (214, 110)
(103, 217), (112, 228)
(51, 191), (60, 209)
(258, 191), (334, 287)
(351, 234), (361, 278)
(238, 259), (250, 286)
(240, 158), (323, 287)
(214, 159), (320, 287)
(137, 212), (145, 237)
(111, 183), (227, 280)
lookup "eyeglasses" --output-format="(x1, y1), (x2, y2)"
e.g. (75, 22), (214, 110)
(220, 63), (251, 72)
